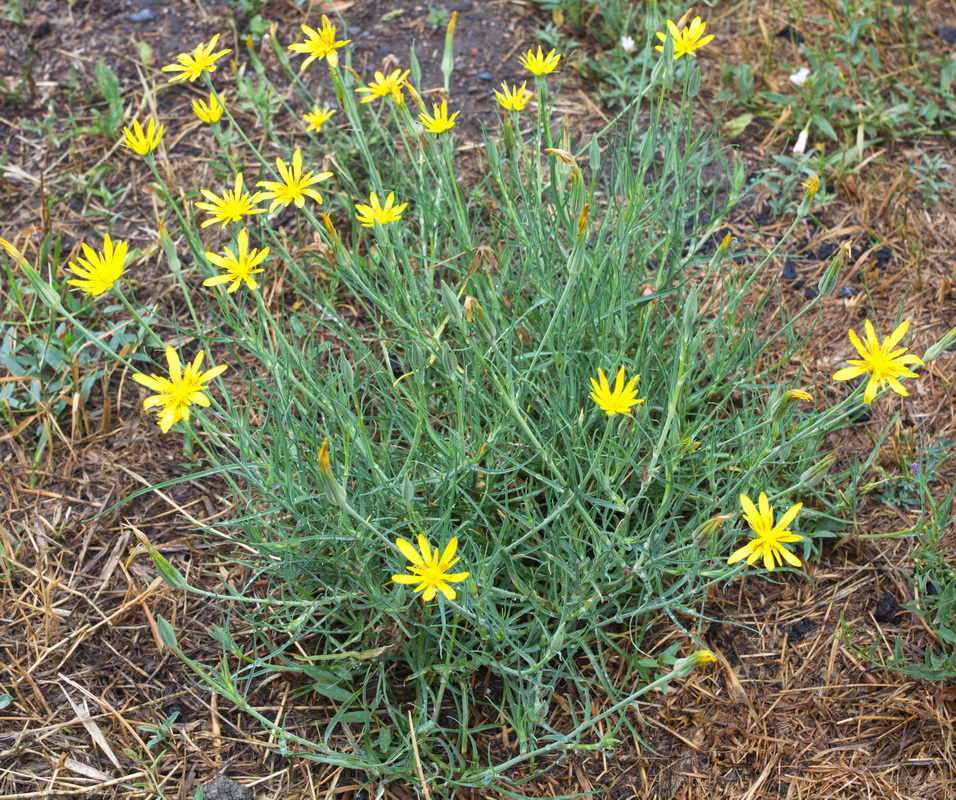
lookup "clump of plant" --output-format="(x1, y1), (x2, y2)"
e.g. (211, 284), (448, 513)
(4, 6), (952, 796)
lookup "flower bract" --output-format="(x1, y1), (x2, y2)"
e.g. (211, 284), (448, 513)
(355, 192), (408, 227)
(728, 493), (803, 571)
(785, 389), (813, 403)
(67, 234), (127, 296)
(254, 149), (333, 212)
(655, 16), (715, 60)
(494, 81), (532, 111)
(304, 105), (336, 132)
(287, 16), (350, 70)
(832, 320), (923, 403)
(589, 367), (644, 416)
(192, 92), (224, 124)
(203, 230), (270, 293)
(195, 173), (265, 228)
(356, 68), (410, 104)
(132, 347), (227, 433)
(161, 34), (231, 83)
(391, 535), (470, 602)
(519, 46), (561, 76)
(122, 118), (164, 156)
(419, 101), (459, 134)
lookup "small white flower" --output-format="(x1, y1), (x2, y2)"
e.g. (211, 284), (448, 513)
(789, 67), (811, 86)
(620, 35), (636, 53)
(792, 128), (809, 154)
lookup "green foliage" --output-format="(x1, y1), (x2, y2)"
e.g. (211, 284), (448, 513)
(89, 59), (124, 140)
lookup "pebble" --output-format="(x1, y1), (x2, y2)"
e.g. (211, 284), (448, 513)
(804, 287), (818, 300)
(478, 71), (493, 81)
(939, 26), (956, 44)
(874, 592), (902, 623)
(837, 285), (855, 298)
(129, 8), (157, 23)
(782, 260), (798, 281)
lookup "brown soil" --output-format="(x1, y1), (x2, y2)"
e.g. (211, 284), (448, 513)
(2, 1), (955, 798)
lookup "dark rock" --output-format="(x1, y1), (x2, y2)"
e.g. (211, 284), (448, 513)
(939, 26), (956, 44)
(816, 242), (836, 260)
(804, 287), (818, 300)
(129, 8), (157, 22)
(478, 71), (493, 81)
(874, 592), (902, 623)
(31, 20), (53, 39)
(848, 405), (872, 423)
(203, 776), (252, 800)
(776, 24), (804, 44)
(782, 260), (798, 281)
(837, 285), (855, 298)
(872, 246), (892, 266)
(788, 618), (816, 640)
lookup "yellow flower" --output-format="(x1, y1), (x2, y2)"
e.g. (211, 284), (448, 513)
(728, 493), (803, 571)
(494, 81), (532, 111)
(419, 101), (459, 134)
(67, 234), (127, 296)
(192, 92), (224, 124)
(356, 68), (410, 104)
(392, 535), (470, 602)
(519, 46), (561, 76)
(254, 149), (333, 213)
(354, 192), (408, 227)
(132, 347), (227, 433)
(203, 230), (270, 293)
(161, 33), (231, 83)
(802, 175), (821, 197)
(195, 173), (265, 229)
(287, 16), (350, 70)
(655, 16), (715, 60)
(303, 105), (336, 132)
(785, 389), (814, 403)
(589, 367), (644, 416)
(122, 118), (164, 156)
(833, 320), (923, 404)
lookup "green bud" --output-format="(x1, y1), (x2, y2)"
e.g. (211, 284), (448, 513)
(922, 325), (956, 363)
(799, 451), (838, 489)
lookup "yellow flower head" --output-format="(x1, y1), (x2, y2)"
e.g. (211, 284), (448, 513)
(132, 347), (227, 433)
(655, 16), (715, 60)
(67, 234), (127, 296)
(303, 105), (336, 132)
(355, 192), (408, 228)
(288, 16), (350, 70)
(802, 175), (821, 197)
(195, 173), (265, 229)
(419, 100), (460, 134)
(832, 320), (923, 404)
(589, 367), (644, 416)
(392, 535), (470, 602)
(494, 81), (532, 111)
(192, 92), (224, 124)
(122, 118), (164, 156)
(203, 230), (270, 293)
(254, 149), (333, 213)
(728, 493), (803, 571)
(785, 389), (814, 403)
(519, 46), (561, 76)
(161, 33), (231, 83)
(356, 68), (410, 104)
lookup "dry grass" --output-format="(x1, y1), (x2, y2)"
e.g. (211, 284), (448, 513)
(2, 0), (955, 797)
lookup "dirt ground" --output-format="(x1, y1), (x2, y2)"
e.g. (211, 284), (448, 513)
(2, 0), (955, 798)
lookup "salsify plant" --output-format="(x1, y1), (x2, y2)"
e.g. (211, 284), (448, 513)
(4, 3), (951, 795)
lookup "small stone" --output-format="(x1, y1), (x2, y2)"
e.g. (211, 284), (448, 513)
(31, 20), (53, 39)
(804, 286), (818, 300)
(478, 71), (493, 81)
(848, 405), (872, 423)
(129, 8), (157, 22)
(788, 618), (816, 640)
(776, 24), (804, 44)
(939, 26), (956, 44)
(782, 260), (798, 281)
(203, 776), (252, 800)
(874, 592), (902, 623)
(837, 285), (855, 298)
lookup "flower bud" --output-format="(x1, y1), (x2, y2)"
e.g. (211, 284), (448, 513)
(923, 324), (956, 363)
(318, 438), (348, 507)
(798, 451), (837, 489)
